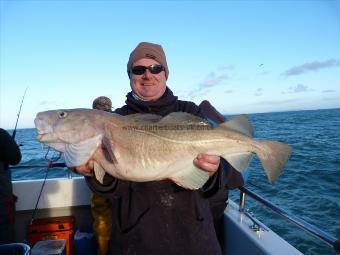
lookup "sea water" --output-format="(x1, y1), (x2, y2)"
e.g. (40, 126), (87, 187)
(8, 108), (340, 255)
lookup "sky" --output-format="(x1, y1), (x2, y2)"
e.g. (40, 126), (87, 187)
(1, 0), (339, 129)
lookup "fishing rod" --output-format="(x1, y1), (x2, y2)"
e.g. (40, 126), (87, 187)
(12, 87), (28, 140)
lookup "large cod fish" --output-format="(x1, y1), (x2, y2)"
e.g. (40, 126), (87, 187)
(34, 109), (292, 189)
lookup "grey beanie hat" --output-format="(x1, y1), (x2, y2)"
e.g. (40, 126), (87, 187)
(127, 42), (169, 79)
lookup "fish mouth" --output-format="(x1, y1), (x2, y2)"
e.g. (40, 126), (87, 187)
(36, 133), (46, 140)
(34, 117), (53, 141)
(37, 130), (47, 135)
(36, 132), (50, 141)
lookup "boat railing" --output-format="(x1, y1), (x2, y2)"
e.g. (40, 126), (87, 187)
(238, 186), (340, 253)
(10, 163), (76, 179)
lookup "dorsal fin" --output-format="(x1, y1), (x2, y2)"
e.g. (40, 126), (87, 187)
(217, 115), (254, 137)
(158, 112), (210, 126)
(123, 113), (163, 124)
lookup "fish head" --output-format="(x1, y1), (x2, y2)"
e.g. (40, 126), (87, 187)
(34, 108), (104, 150)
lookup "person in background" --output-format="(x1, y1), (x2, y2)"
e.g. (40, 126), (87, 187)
(91, 96), (113, 255)
(93, 96), (113, 112)
(75, 42), (244, 255)
(0, 128), (22, 244)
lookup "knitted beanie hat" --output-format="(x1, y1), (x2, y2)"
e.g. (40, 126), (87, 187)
(127, 42), (169, 79)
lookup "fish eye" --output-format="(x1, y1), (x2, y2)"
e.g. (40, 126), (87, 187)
(58, 111), (67, 118)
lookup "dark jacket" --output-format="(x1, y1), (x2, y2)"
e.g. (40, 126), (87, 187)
(0, 128), (22, 244)
(86, 88), (243, 255)
(0, 128), (22, 168)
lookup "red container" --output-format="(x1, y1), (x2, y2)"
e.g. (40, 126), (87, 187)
(28, 216), (75, 255)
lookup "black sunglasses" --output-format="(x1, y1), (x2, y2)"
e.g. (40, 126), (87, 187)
(130, 64), (165, 75)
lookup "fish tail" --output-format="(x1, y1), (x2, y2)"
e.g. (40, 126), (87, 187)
(257, 141), (292, 183)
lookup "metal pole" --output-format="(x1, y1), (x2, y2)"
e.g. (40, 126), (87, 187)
(239, 189), (246, 212)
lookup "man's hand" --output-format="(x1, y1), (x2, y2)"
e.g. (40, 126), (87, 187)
(72, 160), (94, 176)
(193, 153), (220, 176)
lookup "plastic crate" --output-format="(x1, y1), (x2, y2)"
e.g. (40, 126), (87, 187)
(31, 239), (66, 255)
(28, 216), (75, 255)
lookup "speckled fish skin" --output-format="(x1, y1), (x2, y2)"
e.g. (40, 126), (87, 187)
(34, 108), (292, 189)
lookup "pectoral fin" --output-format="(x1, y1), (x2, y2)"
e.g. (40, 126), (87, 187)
(170, 165), (210, 190)
(94, 161), (106, 184)
(63, 134), (103, 167)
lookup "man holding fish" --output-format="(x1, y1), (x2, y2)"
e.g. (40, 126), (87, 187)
(35, 42), (291, 254)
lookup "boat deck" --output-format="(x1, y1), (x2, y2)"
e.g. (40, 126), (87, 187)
(12, 177), (304, 254)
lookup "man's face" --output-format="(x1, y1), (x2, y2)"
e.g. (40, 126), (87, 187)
(129, 58), (167, 101)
